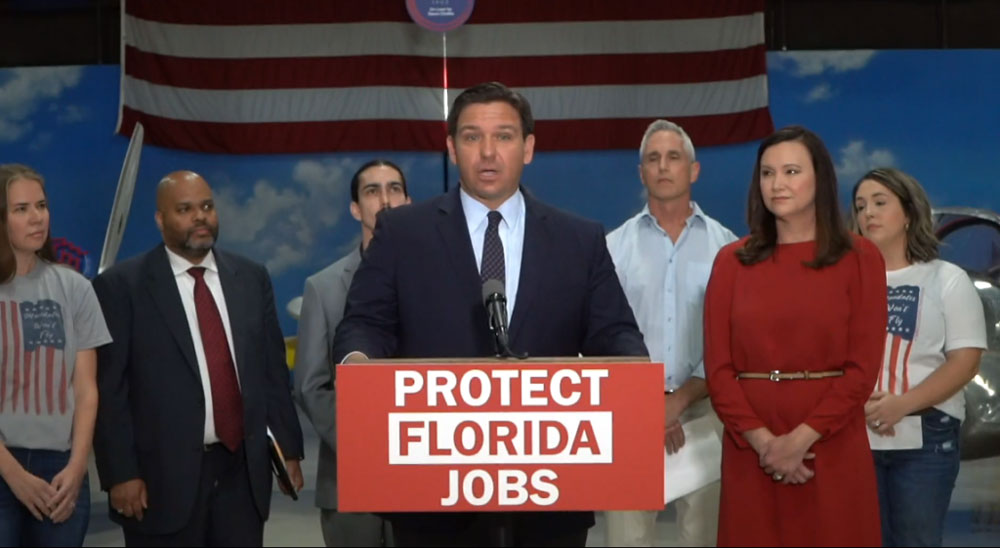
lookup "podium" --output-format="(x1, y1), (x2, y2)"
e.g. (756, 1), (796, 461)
(336, 357), (664, 512)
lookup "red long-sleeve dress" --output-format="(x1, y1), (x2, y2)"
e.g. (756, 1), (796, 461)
(705, 236), (887, 547)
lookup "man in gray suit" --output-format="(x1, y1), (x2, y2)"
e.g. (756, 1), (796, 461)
(293, 160), (410, 547)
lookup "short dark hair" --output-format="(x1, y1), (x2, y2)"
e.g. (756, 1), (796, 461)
(0, 164), (56, 283)
(736, 125), (852, 269)
(850, 167), (939, 263)
(447, 82), (534, 138)
(349, 160), (408, 203)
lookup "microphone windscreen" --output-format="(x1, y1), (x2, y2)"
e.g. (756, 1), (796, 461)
(482, 278), (505, 305)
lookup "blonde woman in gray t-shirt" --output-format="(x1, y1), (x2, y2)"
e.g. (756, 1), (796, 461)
(0, 164), (111, 547)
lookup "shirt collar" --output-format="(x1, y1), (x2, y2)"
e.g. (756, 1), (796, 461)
(165, 246), (219, 277)
(460, 187), (524, 232)
(639, 201), (707, 231)
(689, 201), (708, 225)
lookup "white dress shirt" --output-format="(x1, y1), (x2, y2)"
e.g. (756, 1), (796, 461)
(606, 202), (737, 391)
(165, 247), (241, 445)
(460, 187), (526, 321)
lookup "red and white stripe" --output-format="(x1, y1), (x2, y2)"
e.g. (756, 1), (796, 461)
(0, 301), (69, 416)
(118, 0), (773, 153)
(876, 332), (914, 395)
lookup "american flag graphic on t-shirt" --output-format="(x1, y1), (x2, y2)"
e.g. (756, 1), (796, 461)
(878, 285), (920, 394)
(0, 299), (69, 415)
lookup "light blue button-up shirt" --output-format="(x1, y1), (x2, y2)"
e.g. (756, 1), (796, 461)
(461, 188), (525, 321)
(606, 202), (737, 391)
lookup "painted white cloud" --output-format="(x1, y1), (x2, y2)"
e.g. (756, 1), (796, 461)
(0, 67), (84, 143)
(836, 140), (897, 186)
(56, 104), (88, 124)
(774, 50), (876, 77)
(214, 159), (353, 275)
(0, 118), (31, 143)
(805, 82), (834, 103)
(46, 103), (87, 124)
(268, 243), (309, 276)
(28, 132), (53, 151)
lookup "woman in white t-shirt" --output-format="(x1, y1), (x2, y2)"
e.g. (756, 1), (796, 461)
(852, 167), (987, 547)
(0, 164), (111, 546)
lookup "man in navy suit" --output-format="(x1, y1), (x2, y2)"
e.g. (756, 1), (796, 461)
(332, 82), (647, 547)
(92, 171), (305, 546)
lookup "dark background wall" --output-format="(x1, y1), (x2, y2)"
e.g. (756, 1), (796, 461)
(767, 0), (1000, 50)
(3, 0), (1000, 68)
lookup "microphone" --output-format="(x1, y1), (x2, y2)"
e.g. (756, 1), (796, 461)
(481, 279), (526, 359)
(482, 279), (509, 347)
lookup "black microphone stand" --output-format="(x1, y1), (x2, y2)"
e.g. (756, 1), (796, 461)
(485, 294), (525, 547)
(487, 297), (528, 359)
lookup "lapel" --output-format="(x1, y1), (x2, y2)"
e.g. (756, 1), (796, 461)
(340, 246), (362, 293)
(144, 244), (200, 378)
(508, 188), (549, 343)
(435, 187), (481, 301)
(214, 250), (250, 384)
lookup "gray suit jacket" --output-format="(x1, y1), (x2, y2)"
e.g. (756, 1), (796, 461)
(292, 248), (361, 509)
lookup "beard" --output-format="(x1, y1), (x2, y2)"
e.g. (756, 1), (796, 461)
(182, 223), (218, 253)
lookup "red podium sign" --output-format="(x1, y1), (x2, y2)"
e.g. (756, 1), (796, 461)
(337, 358), (663, 512)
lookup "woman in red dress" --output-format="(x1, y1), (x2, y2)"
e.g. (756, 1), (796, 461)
(704, 126), (887, 546)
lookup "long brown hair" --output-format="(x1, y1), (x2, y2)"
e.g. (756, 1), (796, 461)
(850, 167), (939, 263)
(736, 126), (852, 268)
(0, 164), (56, 283)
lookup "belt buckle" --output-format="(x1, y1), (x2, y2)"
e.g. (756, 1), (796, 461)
(769, 370), (781, 382)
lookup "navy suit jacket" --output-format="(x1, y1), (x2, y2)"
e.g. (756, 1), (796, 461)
(92, 244), (304, 535)
(332, 187), (647, 535)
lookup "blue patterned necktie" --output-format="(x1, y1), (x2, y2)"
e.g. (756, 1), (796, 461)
(480, 210), (505, 284)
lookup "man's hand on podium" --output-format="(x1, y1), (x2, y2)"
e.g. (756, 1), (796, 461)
(341, 352), (369, 364)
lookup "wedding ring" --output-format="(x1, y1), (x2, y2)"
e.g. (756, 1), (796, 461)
(772, 473), (784, 481)
(117, 507), (125, 514)
(873, 420), (882, 428)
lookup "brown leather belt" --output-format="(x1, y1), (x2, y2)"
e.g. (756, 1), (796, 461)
(736, 369), (844, 382)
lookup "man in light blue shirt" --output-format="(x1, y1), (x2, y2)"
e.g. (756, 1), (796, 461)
(605, 120), (738, 547)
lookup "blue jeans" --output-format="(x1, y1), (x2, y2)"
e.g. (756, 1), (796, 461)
(0, 447), (90, 547)
(873, 409), (961, 547)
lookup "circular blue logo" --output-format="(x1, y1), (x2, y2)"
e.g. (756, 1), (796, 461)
(406, 0), (475, 32)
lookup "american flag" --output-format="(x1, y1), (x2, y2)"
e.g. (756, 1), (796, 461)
(0, 300), (69, 416)
(117, 0), (773, 153)
(878, 285), (921, 394)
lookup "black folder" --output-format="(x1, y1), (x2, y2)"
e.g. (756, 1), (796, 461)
(267, 427), (298, 501)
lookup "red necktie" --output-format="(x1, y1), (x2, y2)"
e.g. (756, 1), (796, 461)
(188, 267), (244, 451)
